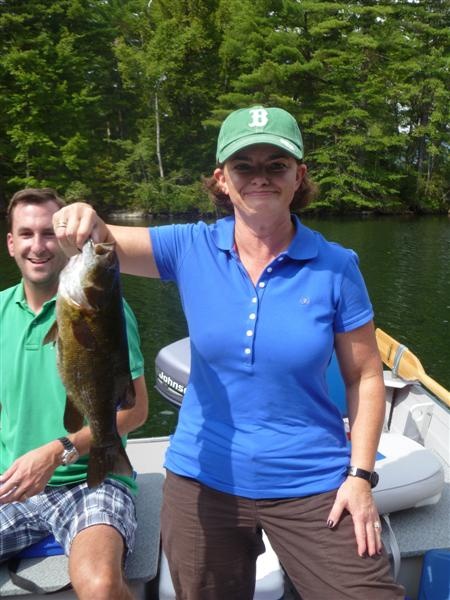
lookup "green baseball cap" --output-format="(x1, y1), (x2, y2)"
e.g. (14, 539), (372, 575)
(216, 106), (304, 163)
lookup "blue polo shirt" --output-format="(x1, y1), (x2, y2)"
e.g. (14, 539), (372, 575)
(151, 215), (374, 498)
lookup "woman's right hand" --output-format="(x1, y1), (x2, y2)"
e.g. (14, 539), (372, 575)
(52, 202), (114, 257)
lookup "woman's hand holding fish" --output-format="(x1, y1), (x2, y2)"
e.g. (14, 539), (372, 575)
(53, 202), (113, 256)
(0, 442), (63, 503)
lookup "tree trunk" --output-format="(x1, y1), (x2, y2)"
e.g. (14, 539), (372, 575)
(155, 92), (164, 179)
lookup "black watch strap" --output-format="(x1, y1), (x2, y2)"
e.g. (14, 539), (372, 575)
(58, 436), (75, 452)
(346, 466), (379, 488)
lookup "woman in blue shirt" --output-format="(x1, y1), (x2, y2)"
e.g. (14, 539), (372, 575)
(53, 106), (404, 599)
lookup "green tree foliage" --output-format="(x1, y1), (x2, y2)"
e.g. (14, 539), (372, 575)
(213, 0), (449, 213)
(0, 0), (138, 207)
(112, 0), (221, 209)
(0, 0), (448, 213)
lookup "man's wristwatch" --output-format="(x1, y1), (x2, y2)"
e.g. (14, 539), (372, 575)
(346, 466), (379, 488)
(58, 437), (79, 466)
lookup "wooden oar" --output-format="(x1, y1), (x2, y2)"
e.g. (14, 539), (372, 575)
(375, 328), (450, 408)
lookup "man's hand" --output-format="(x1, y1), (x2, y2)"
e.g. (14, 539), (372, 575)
(0, 441), (63, 503)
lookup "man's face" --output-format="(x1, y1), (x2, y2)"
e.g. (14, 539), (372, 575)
(7, 201), (68, 292)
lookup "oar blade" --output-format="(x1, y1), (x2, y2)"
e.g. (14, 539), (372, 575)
(376, 328), (450, 407)
(395, 349), (425, 381)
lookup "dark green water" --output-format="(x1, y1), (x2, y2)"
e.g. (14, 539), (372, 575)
(1, 215), (449, 437)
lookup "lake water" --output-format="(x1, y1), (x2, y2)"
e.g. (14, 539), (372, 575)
(1, 215), (449, 438)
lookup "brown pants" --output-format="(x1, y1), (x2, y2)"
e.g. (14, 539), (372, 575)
(161, 470), (405, 600)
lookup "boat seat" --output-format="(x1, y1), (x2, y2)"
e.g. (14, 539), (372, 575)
(328, 354), (445, 515)
(0, 472), (164, 598)
(374, 432), (444, 514)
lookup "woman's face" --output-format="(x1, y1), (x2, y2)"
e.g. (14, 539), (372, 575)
(214, 144), (306, 219)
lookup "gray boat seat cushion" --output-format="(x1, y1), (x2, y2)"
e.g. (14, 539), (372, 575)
(373, 433), (444, 514)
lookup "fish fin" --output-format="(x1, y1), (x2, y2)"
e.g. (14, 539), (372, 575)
(84, 284), (107, 310)
(43, 321), (58, 345)
(117, 377), (136, 410)
(71, 319), (97, 350)
(64, 397), (85, 433)
(87, 442), (133, 488)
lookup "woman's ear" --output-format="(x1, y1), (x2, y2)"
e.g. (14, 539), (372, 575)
(295, 163), (307, 191)
(213, 167), (228, 195)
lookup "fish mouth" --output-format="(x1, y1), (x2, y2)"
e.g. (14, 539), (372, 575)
(82, 240), (115, 257)
(94, 242), (115, 254)
(80, 240), (116, 271)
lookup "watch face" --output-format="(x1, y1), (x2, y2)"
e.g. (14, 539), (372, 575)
(62, 448), (78, 465)
(59, 437), (79, 465)
(371, 472), (379, 488)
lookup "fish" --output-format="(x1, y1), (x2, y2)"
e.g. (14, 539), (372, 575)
(45, 240), (135, 487)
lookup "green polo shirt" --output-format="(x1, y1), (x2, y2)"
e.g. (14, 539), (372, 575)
(0, 282), (144, 493)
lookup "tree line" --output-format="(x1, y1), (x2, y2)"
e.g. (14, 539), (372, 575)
(1, 0), (449, 215)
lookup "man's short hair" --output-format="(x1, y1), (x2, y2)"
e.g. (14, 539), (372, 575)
(7, 188), (66, 231)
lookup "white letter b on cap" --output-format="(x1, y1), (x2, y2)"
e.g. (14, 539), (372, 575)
(248, 108), (268, 128)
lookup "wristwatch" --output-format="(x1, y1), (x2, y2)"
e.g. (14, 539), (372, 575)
(346, 466), (379, 488)
(58, 437), (79, 466)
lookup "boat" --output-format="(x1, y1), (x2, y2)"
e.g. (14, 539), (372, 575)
(1, 329), (449, 599)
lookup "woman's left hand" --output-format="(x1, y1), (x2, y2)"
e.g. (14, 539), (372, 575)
(326, 477), (382, 557)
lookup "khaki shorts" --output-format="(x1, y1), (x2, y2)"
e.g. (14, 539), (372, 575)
(161, 470), (405, 600)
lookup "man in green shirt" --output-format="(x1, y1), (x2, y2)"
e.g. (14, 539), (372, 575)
(0, 188), (149, 600)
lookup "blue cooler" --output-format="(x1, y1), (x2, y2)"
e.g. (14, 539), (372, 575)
(418, 549), (450, 600)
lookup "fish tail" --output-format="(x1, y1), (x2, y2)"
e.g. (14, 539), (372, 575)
(87, 442), (133, 488)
